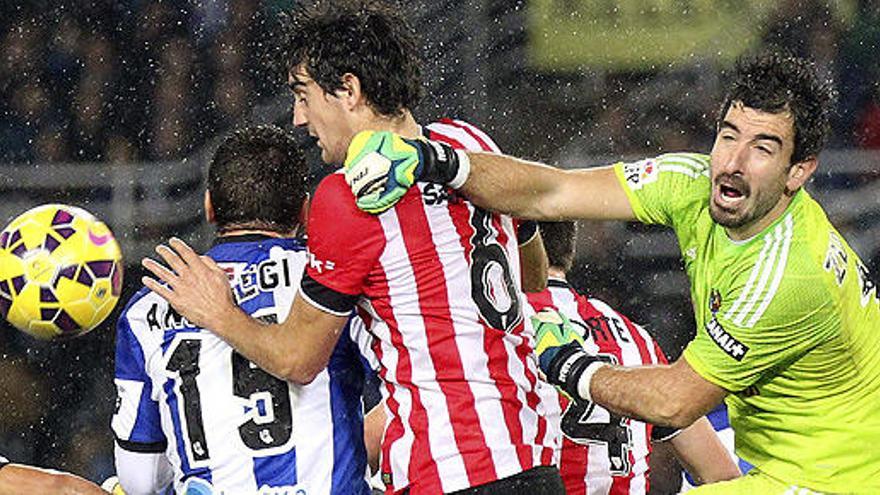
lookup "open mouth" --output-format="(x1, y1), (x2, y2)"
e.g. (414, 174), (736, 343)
(714, 178), (749, 209)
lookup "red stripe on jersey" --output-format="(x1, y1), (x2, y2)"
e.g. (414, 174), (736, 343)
(438, 118), (498, 152)
(395, 193), (496, 488)
(560, 440), (589, 495)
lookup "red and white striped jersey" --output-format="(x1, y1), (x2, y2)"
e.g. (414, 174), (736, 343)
(305, 119), (561, 495)
(527, 279), (673, 495)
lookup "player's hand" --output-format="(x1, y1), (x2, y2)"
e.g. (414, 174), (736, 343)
(532, 309), (602, 400)
(141, 237), (240, 332)
(101, 476), (127, 494)
(344, 130), (466, 214)
(532, 308), (583, 356)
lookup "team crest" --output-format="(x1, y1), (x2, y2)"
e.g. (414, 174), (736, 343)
(709, 289), (722, 314)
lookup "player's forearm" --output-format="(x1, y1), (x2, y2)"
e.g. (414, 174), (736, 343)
(590, 365), (711, 428)
(462, 153), (634, 221)
(670, 417), (741, 484)
(209, 307), (312, 383)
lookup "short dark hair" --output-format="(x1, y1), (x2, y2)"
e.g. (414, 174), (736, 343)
(539, 221), (577, 273)
(717, 48), (836, 164)
(208, 125), (308, 233)
(281, 0), (424, 116)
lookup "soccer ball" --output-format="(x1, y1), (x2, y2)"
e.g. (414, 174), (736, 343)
(0, 204), (123, 339)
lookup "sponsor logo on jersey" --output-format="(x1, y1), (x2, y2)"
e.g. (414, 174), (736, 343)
(705, 317), (748, 361)
(622, 159), (659, 190)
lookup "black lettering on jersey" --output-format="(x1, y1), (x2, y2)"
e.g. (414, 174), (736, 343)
(258, 260), (279, 289)
(581, 315), (632, 345)
(856, 261), (879, 308)
(423, 183), (450, 206)
(234, 259), (295, 304)
(147, 303), (161, 331)
(705, 318), (749, 361)
(823, 232), (848, 286)
(607, 316), (632, 344)
(163, 305), (186, 329)
(145, 302), (191, 332)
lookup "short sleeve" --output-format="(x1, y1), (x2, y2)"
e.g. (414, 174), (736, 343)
(683, 267), (837, 392)
(112, 302), (167, 452)
(613, 153), (711, 229)
(305, 173), (386, 296)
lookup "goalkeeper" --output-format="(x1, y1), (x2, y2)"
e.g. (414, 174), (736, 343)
(343, 49), (880, 493)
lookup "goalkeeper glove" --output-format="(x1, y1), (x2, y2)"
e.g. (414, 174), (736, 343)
(344, 130), (469, 214)
(531, 309), (605, 401)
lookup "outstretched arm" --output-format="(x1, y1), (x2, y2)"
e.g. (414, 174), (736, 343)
(344, 130), (635, 221)
(142, 238), (349, 384)
(461, 152), (634, 221)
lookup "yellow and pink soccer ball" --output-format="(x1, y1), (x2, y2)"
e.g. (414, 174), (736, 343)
(0, 204), (123, 339)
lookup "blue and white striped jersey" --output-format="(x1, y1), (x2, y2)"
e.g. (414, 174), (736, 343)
(112, 235), (371, 495)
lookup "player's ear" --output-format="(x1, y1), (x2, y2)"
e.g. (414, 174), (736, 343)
(337, 73), (362, 110)
(785, 157), (817, 194)
(204, 190), (216, 225)
(298, 193), (310, 235)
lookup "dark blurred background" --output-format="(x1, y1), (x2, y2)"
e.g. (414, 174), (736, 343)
(0, 0), (878, 483)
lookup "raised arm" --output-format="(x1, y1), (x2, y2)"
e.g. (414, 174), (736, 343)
(344, 130), (635, 221)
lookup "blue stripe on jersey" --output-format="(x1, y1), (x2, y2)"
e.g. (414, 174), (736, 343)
(115, 313), (166, 444)
(253, 452), (298, 490)
(330, 325), (371, 495)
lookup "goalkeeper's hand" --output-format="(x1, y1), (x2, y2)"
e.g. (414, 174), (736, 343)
(531, 309), (605, 401)
(344, 130), (468, 214)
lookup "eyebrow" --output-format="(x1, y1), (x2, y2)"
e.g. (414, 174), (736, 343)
(288, 80), (306, 92)
(720, 120), (783, 147)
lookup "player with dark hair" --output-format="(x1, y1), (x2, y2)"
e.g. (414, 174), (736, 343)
(528, 221), (740, 493)
(0, 455), (111, 494)
(113, 125), (373, 494)
(140, 1), (561, 494)
(345, 49), (880, 493)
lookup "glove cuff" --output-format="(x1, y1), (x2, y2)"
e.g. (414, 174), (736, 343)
(576, 361), (607, 402)
(420, 140), (469, 187)
(448, 149), (470, 189)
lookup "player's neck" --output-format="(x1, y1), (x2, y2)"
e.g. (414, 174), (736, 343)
(360, 109), (421, 140)
(548, 267), (567, 281)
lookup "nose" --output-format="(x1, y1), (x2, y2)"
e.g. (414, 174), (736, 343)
(292, 104), (307, 128)
(719, 142), (749, 176)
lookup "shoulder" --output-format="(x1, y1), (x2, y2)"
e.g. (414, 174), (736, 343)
(619, 152), (710, 191)
(425, 118), (501, 153)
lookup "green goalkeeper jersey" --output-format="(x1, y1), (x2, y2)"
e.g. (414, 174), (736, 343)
(614, 153), (880, 493)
